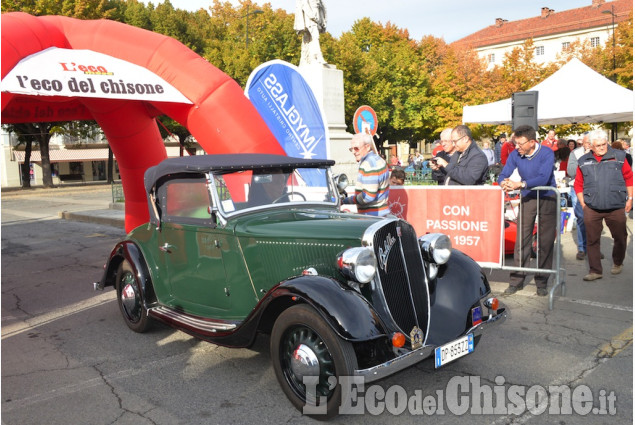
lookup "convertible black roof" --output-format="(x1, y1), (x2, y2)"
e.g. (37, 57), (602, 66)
(144, 153), (335, 192)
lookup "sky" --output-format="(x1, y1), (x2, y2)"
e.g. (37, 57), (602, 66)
(158, 0), (599, 42)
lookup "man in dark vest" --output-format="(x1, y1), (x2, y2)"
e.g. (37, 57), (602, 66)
(574, 130), (633, 281)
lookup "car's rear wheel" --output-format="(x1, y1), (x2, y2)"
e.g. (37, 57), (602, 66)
(271, 304), (358, 419)
(116, 259), (152, 333)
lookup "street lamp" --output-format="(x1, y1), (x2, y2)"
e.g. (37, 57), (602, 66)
(242, 6), (263, 49)
(602, 5), (617, 140)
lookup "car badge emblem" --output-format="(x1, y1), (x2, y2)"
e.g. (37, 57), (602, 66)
(410, 326), (423, 349)
(471, 307), (483, 326)
(378, 233), (396, 272)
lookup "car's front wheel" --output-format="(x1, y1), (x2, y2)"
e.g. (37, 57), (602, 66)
(271, 304), (358, 419)
(116, 259), (152, 333)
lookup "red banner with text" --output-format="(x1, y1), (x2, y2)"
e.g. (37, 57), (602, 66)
(388, 186), (504, 266)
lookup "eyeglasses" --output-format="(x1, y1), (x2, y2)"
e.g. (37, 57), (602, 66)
(451, 135), (465, 144)
(349, 146), (363, 152)
(516, 139), (531, 146)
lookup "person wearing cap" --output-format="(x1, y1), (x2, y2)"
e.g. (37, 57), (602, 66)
(342, 132), (391, 216)
(574, 130), (633, 281)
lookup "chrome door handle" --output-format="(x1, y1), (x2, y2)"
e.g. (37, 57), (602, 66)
(159, 243), (174, 252)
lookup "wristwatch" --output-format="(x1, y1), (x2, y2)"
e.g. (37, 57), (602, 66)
(521, 181), (527, 189)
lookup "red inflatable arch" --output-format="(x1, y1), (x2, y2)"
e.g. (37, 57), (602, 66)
(1, 12), (284, 232)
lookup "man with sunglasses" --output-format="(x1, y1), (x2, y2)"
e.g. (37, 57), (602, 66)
(498, 125), (557, 297)
(342, 132), (390, 216)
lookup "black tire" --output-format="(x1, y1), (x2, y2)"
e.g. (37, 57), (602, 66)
(116, 259), (152, 333)
(271, 304), (358, 420)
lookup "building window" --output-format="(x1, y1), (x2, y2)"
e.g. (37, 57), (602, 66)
(488, 53), (495, 63)
(590, 37), (600, 47)
(562, 41), (570, 51)
(535, 46), (545, 56)
(69, 162), (84, 175)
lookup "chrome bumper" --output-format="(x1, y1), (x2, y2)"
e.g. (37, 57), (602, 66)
(355, 306), (508, 383)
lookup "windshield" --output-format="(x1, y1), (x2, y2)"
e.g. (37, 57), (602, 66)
(211, 166), (338, 216)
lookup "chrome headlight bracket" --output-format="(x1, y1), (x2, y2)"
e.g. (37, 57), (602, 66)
(418, 233), (452, 265)
(337, 247), (377, 286)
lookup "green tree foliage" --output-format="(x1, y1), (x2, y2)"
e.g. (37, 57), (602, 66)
(612, 14), (633, 90)
(330, 18), (433, 142)
(2, 0), (632, 148)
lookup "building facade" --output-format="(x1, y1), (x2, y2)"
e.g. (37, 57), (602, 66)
(453, 0), (631, 69)
(1, 131), (201, 188)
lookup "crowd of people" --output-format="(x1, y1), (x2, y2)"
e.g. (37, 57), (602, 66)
(345, 125), (633, 295)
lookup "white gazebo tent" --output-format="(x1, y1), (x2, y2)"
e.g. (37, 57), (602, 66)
(462, 58), (634, 125)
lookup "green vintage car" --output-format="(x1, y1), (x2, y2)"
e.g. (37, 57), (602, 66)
(94, 153), (507, 418)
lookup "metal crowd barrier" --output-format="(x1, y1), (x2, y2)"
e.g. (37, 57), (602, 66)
(500, 186), (565, 310)
(404, 169), (435, 185)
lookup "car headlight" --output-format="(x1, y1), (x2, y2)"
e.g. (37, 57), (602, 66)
(418, 233), (452, 265)
(337, 247), (377, 284)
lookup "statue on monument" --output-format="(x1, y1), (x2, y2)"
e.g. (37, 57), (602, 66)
(294, 0), (327, 66)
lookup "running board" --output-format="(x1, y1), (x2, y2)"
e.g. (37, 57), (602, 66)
(148, 306), (237, 334)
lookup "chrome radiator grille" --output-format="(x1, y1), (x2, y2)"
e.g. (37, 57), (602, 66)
(370, 220), (429, 336)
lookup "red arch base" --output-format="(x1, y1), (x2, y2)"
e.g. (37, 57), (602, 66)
(1, 12), (284, 232)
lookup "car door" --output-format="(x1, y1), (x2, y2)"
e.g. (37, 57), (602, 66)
(157, 174), (232, 316)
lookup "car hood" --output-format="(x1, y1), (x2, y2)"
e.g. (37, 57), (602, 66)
(231, 208), (382, 289)
(231, 208), (381, 243)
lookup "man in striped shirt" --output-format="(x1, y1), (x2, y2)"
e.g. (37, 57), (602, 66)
(342, 132), (390, 216)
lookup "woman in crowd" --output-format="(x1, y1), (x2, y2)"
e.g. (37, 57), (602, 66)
(555, 139), (570, 172)
(612, 141), (632, 166)
(567, 140), (576, 151)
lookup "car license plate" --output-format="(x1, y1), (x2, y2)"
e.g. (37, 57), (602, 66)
(434, 334), (474, 368)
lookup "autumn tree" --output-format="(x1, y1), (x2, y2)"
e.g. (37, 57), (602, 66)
(329, 18), (434, 143)
(428, 42), (499, 139)
(610, 13), (633, 90)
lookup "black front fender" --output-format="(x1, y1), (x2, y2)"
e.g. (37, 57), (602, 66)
(98, 241), (157, 305)
(426, 249), (489, 345)
(269, 275), (389, 342)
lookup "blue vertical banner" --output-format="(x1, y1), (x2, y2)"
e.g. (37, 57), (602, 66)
(245, 60), (329, 185)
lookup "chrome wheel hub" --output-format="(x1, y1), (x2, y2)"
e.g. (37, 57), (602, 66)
(290, 343), (320, 380)
(122, 282), (138, 312)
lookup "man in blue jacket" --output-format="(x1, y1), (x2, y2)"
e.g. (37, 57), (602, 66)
(498, 125), (557, 297)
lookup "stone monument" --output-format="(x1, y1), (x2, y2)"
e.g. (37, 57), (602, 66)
(294, 0), (355, 178)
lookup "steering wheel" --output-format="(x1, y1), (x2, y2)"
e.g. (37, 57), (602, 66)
(272, 192), (306, 203)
